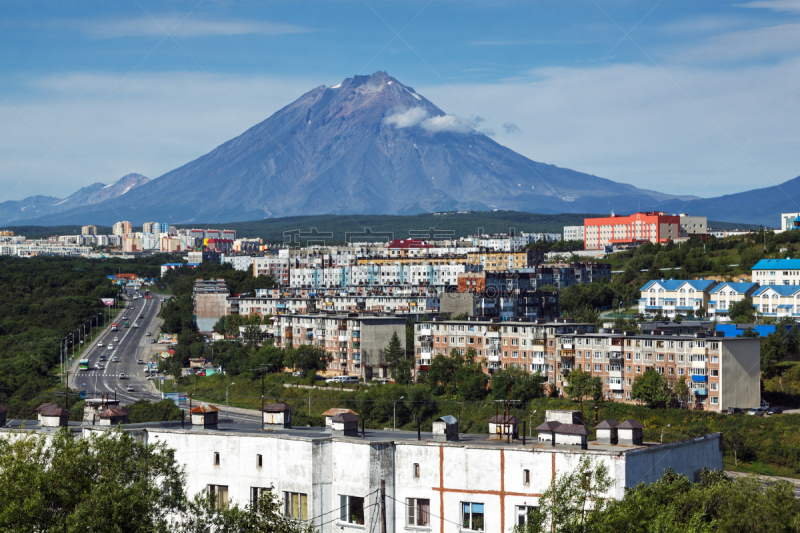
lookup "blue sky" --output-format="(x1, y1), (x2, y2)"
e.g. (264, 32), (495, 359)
(2, 0), (800, 202)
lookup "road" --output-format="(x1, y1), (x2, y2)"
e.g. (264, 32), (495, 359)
(726, 470), (800, 498)
(70, 292), (165, 405)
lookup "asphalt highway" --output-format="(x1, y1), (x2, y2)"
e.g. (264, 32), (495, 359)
(70, 292), (165, 404)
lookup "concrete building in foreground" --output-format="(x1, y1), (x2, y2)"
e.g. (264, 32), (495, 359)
(53, 413), (722, 533)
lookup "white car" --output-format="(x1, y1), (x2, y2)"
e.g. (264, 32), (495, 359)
(119, 373), (126, 379)
(113, 336), (119, 342)
(96, 363), (104, 370)
(107, 344), (114, 350)
(96, 341), (104, 347)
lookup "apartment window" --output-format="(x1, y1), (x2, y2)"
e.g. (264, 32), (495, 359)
(710, 383), (719, 391)
(257, 454), (263, 468)
(214, 452), (220, 466)
(340, 495), (365, 525)
(710, 369), (719, 377)
(710, 356), (719, 363)
(285, 492), (308, 520)
(407, 498), (431, 527)
(250, 487), (269, 506)
(208, 485), (229, 510)
(516, 506), (538, 526)
(414, 463), (420, 478)
(668, 354), (674, 362)
(523, 469), (530, 485)
(635, 366), (641, 373)
(711, 397), (719, 405)
(462, 503), (485, 532)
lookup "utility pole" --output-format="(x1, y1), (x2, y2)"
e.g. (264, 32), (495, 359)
(380, 479), (387, 533)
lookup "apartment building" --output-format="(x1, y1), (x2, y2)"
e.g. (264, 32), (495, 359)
(253, 256), (291, 285)
(440, 291), (558, 321)
(639, 279), (718, 318)
(272, 313), (406, 379)
(112, 221), (132, 236)
(751, 258), (800, 285)
(707, 282), (759, 322)
(414, 318), (760, 412)
(288, 264), (469, 288)
(221, 255), (257, 272)
(466, 250), (542, 272)
(584, 212), (680, 251)
(142, 222), (171, 234)
(752, 285), (800, 317)
(81, 225), (97, 235)
(679, 215), (707, 238)
(229, 293), (439, 317)
(194, 279), (230, 333)
(563, 226), (585, 241)
(56, 411), (723, 533)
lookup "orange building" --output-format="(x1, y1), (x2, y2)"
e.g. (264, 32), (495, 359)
(584, 212), (680, 251)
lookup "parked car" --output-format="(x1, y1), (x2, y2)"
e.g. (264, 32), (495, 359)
(326, 376), (359, 384)
(747, 408), (765, 416)
(767, 406), (783, 415)
(292, 371), (305, 377)
(150, 339), (156, 343)
(137, 359), (144, 364)
(145, 331), (151, 336)
(196, 371), (206, 377)
(125, 385), (135, 392)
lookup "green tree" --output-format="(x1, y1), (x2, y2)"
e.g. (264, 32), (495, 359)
(452, 312), (470, 321)
(405, 384), (436, 423)
(242, 324), (266, 347)
(384, 331), (411, 384)
(761, 326), (788, 378)
(284, 345), (333, 376)
(563, 368), (594, 418)
(490, 368), (545, 403)
(673, 376), (690, 408)
(729, 297), (756, 323)
(251, 344), (286, 374)
(631, 368), (671, 408)
(128, 398), (182, 423)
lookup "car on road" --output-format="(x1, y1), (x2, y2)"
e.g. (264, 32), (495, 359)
(119, 373), (126, 379)
(146, 331), (151, 336)
(767, 406), (784, 415)
(107, 344), (114, 350)
(150, 339), (156, 343)
(97, 341), (104, 347)
(326, 376), (359, 384)
(111, 356), (119, 362)
(139, 314), (144, 319)
(747, 407), (765, 416)
(122, 315), (128, 320)
(96, 363), (104, 370)
(133, 323), (139, 328)
(99, 355), (106, 361)
(137, 359), (144, 364)
(146, 375), (157, 380)
(113, 336), (119, 342)
(125, 385), (135, 392)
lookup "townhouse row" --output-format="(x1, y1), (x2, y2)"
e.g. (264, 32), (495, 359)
(413, 318), (760, 412)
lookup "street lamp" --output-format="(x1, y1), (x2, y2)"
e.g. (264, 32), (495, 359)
(393, 396), (404, 430)
(529, 410), (537, 437)
(226, 382), (236, 421)
(661, 424), (671, 443)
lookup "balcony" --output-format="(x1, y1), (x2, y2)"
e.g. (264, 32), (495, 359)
(561, 343), (573, 350)
(485, 331), (500, 339)
(488, 355), (501, 363)
(692, 346), (709, 355)
(608, 370), (623, 379)
(691, 375), (708, 383)
(419, 328), (432, 336)
(338, 335), (348, 342)
(691, 360), (707, 369)
(560, 356), (574, 365)
(609, 357), (624, 366)
(560, 368), (571, 377)
(693, 388), (708, 396)
(609, 381), (624, 391)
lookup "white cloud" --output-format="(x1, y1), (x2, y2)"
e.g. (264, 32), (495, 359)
(383, 107), (482, 134)
(382, 107), (428, 128)
(58, 16), (312, 38)
(736, 0), (800, 12)
(679, 23), (800, 62)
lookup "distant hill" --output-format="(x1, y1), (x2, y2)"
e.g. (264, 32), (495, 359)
(0, 174), (149, 226)
(13, 72), (690, 226)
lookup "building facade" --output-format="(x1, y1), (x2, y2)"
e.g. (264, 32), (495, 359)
(707, 282), (759, 322)
(112, 221), (132, 236)
(563, 226), (585, 241)
(639, 279), (718, 318)
(584, 212), (680, 251)
(751, 258), (800, 286)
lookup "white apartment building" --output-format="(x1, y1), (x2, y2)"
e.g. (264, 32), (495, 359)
(563, 226), (585, 241)
(707, 282), (759, 322)
(639, 279), (718, 318)
(751, 258), (800, 285)
(112, 221), (132, 236)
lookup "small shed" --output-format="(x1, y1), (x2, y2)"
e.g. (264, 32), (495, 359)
(322, 408), (359, 427)
(98, 405), (130, 426)
(262, 403), (293, 429)
(596, 419), (619, 445)
(190, 404), (219, 430)
(488, 415), (520, 440)
(432, 415), (459, 442)
(331, 412), (359, 437)
(617, 419), (644, 445)
(545, 409), (583, 425)
(534, 420), (563, 443)
(554, 424), (589, 449)
(36, 403), (69, 428)
(0, 403), (7, 426)
(83, 397), (121, 424)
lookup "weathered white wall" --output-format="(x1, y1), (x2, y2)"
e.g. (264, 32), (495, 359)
(624, 433), (723, 489)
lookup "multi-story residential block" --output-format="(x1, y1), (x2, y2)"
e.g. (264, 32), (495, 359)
(584, 212), (680, 251)
(679, 215), (707, 238)
(81, 225), (97, 235)
(751, 258), (800, 285)
(707, 282), (759, 321)
(205, 238), (233, 253)
(440, 291), (558, 320)
(194, 279), (230, 333)
(386, 238), (434, 257)
(143, 222), (171, 234)
(112, 221), (132, 236)
(639, 279), (718, 318)
(229, 291), (439, 317)
(563, 225), (585, 241)
(466, 250), (542, 272)
(751, 285), (800, 317)
(414, 318), (760, 412)
(221, 255), (257, 272)
(272, 313), (406, 379)
(288, 264), (469, 288)
(253, 256), (291, 285)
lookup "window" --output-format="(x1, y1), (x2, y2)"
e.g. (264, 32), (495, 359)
(711, 397), (719, 404)
(251, 487), (268, 506)
(462, 503), (485, 531)
(414, 463), (420, 478)
(257, 454), (263, 468)
(214, 452), (220, 466)
(407, 498), (431, 527)
(516, 506), (538, 526)
(710, 369), (719, 377)
(285, 492), (308, 520)
(523, 469), (530, 485)
(340, 495), (365, 525)
(208, 485), (229, 510)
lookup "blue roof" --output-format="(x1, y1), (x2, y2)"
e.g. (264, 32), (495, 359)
(711, 282), (758, 294)
(640, 279), (717, 292)
(753, 285), (800, 296)
(752, 258), (800, 270)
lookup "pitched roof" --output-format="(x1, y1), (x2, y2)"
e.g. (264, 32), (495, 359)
(753, 285), (800, 297)
(98, 406), (130, 418)
(555, 424), (589, 435)
(617, 419), (644, 429)
(752, 258), (800, 270)
(189, 404), (220, 414)
(262, 403), (293, 412)
(640, 279), (717, 292)
(711, 282), (758, 294)
(322, 408), (359, 417)
(331, 412), (359, 423)
(487, 415), (520, 424)
(36, 403), (68, 417)
(534, 421), (563, 432)
(434, 415), (458, 425)
(596, 419), (619, 429)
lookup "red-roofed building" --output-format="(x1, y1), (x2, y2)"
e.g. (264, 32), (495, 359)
(386, 239), (433, 258)
(205, 238), (233, 252)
